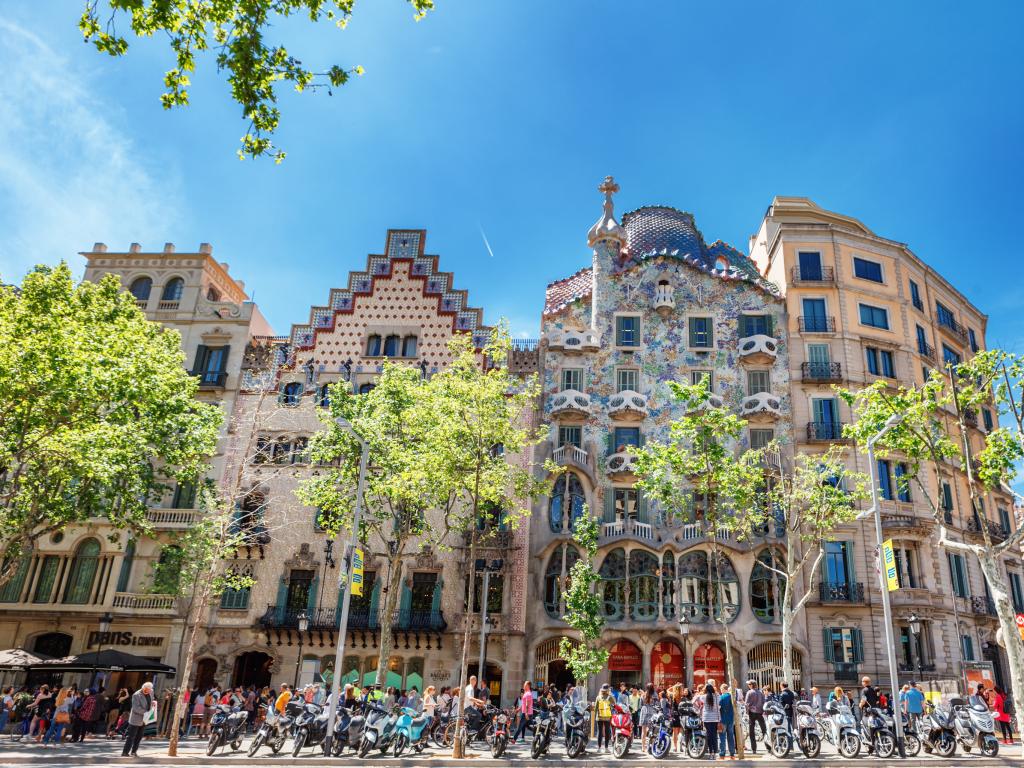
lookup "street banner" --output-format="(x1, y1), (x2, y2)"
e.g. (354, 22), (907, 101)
(352, 548), (364, 597)
(882, 539), (899, 591)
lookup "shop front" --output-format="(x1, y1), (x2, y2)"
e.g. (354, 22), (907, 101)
(608, 640), (642, 687)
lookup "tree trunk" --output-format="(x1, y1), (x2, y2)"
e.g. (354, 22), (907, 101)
(167, 570), (213, 756)
(374, 553), (404, 687)
(452, 531), (476, 759)
(712, 539), (744, 759)
(977, 550), (1024, 758)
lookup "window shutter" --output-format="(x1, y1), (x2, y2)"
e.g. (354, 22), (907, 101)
(275, 577), (288, 618)
(399, 579), (413, 614)
(217, 344), (230, 372)
(852, 628), (864, 664)
(192, 344), (209, 374)
(335, 579), (345, 616)
(306, 573), (319, 612)
(767, 315), (774, 336)
(688, 319), (697, 347)
(604, 492), (615, 523)
(369, 576), (381, 616)
(638, 491), (648, 524)
(822, 627), (834, 663)
(431, 576), (443, 613)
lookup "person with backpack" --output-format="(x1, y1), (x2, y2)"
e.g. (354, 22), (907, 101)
(994, 686), (1014, 744)
(595, 684), (614, 752)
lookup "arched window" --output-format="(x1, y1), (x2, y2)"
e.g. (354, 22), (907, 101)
(548, 473), (585, 533)
(358, 382), (375, 395)
(629, 550), (659, 620)
(661, 551), (676, 620)
(128, 277), (152, 301)
(678, 551), (710, 622)
(161, 277), (184, 301)
(280, 381), (302, 406)
(366, 335), (382, 356)
(711, 552), (741, 622)
(598, 548), (626, 620)
(401, 336), (417, 357)
(115, 539), (136, 593)
(206, 285), (221, 301)
(317, 384), (331, 408)
(750, 548), (785, 623)
(543, 544), (580, 619)
(63, 538), (101, 604)
(383, 335), (400, 357)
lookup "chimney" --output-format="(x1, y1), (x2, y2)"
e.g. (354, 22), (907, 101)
(129, 243), (142, 253)
(163, 242), (175, 253)
(92, 243), (107, 253)
(199, 243), (212, 254)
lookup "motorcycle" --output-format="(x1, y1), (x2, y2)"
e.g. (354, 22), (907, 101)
(644, 709), (671, 759)
(794, 701), (821, 758)
(918, 700), (957, 758)
(610, 701), (634, 758)
(952, 698), (998, 756)
(247, 703), (291, 756)
(764, 699), (793, 758)
(290, 701), (328, 756)
(206, 703), (249, 757)
(679, 701), (706, 758)
(563, 701), (591, 758)
(859, 705), (897, 758)
(328, 704), (365, 756)
(393, 705), (433, 756)
(530, 703), (561, 759)
(489, 708), (511, 758)
(358, 704), (399, 757)
(818, 699), (861, 757)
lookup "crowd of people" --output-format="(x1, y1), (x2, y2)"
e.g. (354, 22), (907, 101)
(0, 672), (1015, 759)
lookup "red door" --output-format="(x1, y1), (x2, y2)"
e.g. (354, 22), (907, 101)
(650, 641), (684, 688)
(693, 642), (726, 689)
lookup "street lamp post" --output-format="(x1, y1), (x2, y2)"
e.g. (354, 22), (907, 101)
(476, 558), (502, 701)
(93, 612), (113, 690)
(860, 412), (907, 757)
(678, 613), (691, 688)
(323, 416), (370, 755)
(294, 610), (310, 689)
(908, 613), (923, 683)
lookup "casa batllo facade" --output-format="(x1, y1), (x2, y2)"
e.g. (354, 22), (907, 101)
(50, 181), (1018, 704)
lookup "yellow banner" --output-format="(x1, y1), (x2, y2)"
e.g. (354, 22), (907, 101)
(351, 548), (364, 597)
(882, 539), (899, 592)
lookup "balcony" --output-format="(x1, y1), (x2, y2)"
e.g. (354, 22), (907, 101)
(606, 450), (638, 476)
(738, 334), (779, 364)
(963, 409), (978, 429)
(881, 513), (929, 534)
(547, 330), (599, 353)
(833, 663), (860, 682)
(970, 595), (997, 618)
(899, 662), (937, 674)
(798, 316), (835, 334)
(260, 605), (340, 631)
(806, 421), (849, 442)
(551, 442), (592, 476)
(740, 392), (782, 422)
(112, 592), (176, 615)
(191, 369), (228, 389)
(601, 517), (654, 542)
(686, 393), (724, 413)
(346, 607), (380, 630)
(135, 298), (149, 310)
(818, 582), (865, 603)
(393, 608), (446, 631)
(608, 390), (647, 420)
(918, 341), (936, 363)
(550, 389), (591, 419)
(938, 315), (969, 343)
(791, 266), (835, 284)
(653, 284), (675, 314)
(156, 300), (180, 312)
(147, 508), (202, 529)
(966, 517), (1009, 544)
(801, 361), (842, 382)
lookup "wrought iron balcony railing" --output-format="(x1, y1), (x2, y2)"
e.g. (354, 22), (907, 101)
(798, 316), (836, 333)
(801, 361), (842, 382)
(819, 581), (864, 603)
(806, 421), (849, 442)
(791, 266), (835, 283)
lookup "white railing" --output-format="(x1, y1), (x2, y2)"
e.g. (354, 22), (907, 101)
(156, 300), (180, 311)
(147, 509), (202, 527)
(548, 330), (600, 352)
(601, 519), (654, 541)
(680, 523), (733, 542)
(608, 390), (647, 417)
(112, 592), (176, 611)
(738, 334), (778, 360)
(552, 443), (589, 467)
(550, 389), (591, 415)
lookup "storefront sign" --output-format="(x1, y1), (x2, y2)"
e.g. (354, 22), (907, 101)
(608, 641), (642, 672)
(428, 669), (452, 683)
(882, 539), (899, 592)
(351, 548), (364, 597)
(87, 631), (165, 649)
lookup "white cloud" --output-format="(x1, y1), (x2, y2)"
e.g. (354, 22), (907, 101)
(0, 18), (182, 280)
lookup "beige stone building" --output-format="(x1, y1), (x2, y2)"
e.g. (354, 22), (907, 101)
(750, 197), (1021, 692)
(0, 244), (271, 691)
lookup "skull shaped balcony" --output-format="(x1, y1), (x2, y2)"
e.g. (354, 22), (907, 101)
(550, 389), (591, 421)
(547, 329), (600, 354)
(608, 389), (647, 421)
(606, 450), (638, 477)
(740, 392), (783, 422)
(738, 334), (779, 365)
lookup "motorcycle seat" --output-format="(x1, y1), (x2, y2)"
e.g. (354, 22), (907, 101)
(410, 716), (429, 728)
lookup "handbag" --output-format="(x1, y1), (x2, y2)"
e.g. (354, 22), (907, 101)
(55, 710), (70, 724)
(717, 722), (724, 733)
(143, 702), (158, 725)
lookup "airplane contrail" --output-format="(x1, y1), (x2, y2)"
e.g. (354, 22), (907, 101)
(479, 224), (495, 258)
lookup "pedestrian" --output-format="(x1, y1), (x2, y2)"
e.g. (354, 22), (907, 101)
(669, 685), (683, 751)
(779, 681), (797, 727)
(629, 686), (641, 731)
(809, 686), (824, 713)
(511, 681), (533, 744)
(40, 687), (72, 747)
(699, 681), (720, 762)
(423, 686), (437, 721)
(107, 688), (129, 738)
(858, 676), (878, 721)
(903, 681), (925, 731)
(718, 683), (736, 759)
(0, 687), (13, 737)
(969, 683), (989, 710)
(595, 683), (614, 752)
(639, 686), (657, 752)
(994, 686), (1014, 744)
(744, 679), (765, 754)
(29, 684), (53, 741)
(71, 687), (98, 742)
(120, 682), (153, 758)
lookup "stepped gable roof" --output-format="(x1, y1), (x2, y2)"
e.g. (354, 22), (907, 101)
(543, 267), (592, 316)
(620, 206), (779, 296)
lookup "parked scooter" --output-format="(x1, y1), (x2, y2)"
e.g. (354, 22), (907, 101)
(794, 701), (821, 757)
(764, 699), (793, 758)
(644, 710), (672, 759)
(489, 708), (511, 758)
(290, 701), (327, 756)
(916, 700), (957, 758)
(247, 703), (290, 756)
(859, 705), (897, 758)
(950, 697), (999, 756)
(563, 701), (591, 758)
(530, 703), (561, 759)
(817, 699), (861, 757)
(610, 701), (634, 758)
(679, 700), (707, 758)
(358, 704), (399, 757)
(328, 705), (365, 756)
(206, 703), (249, 756)
(394, 705), (434, 756)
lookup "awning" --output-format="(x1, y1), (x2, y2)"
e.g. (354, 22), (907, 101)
(33, 649), (176, 675)
(0, 648), (53, 671)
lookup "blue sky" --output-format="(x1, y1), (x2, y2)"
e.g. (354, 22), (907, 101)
(1, 1), (1022, 347)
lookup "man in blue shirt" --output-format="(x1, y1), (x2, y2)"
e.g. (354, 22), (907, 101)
(902, 681), (926, 730)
